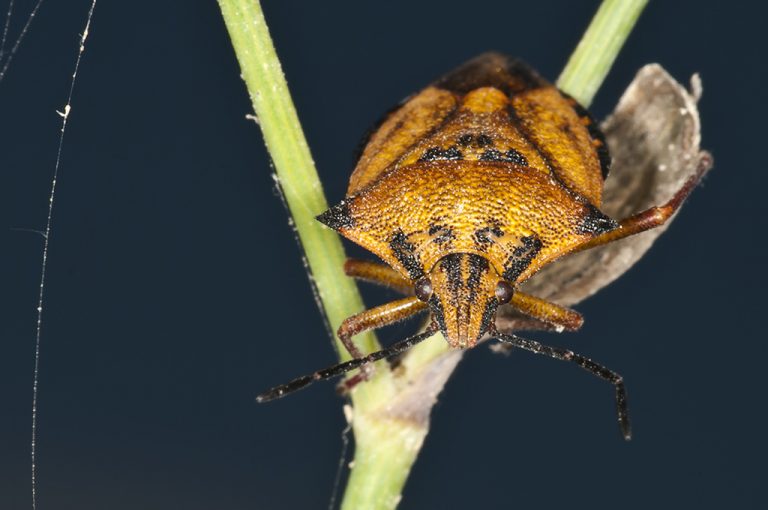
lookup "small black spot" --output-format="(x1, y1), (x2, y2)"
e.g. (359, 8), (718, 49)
(316, 201), (354, 231)
(476, 134), (493, 147)
(474, 226), (504, 248)
(503, 235), (543, 282)
(505, 149), (528, 166)
(578, 204), (619, 236)
(419, 145), (463, 162)
(428, 224), (454, 244)
(457, 134), (474, 147)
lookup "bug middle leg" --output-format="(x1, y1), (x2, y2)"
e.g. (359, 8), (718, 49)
(337, 296), (428, 391)
(344, 258), (412, 295)
(338, 296), (428, 359)
(494, 331), (631, 440)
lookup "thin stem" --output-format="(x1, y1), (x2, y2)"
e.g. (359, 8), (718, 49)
(217, 0), (393, 408)
(557, 0), (648, 107)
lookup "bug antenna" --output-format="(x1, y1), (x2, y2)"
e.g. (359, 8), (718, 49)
(493, 332), (632, 440)
(256, 328), (437, 403)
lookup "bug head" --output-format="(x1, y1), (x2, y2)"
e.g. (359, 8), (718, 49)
(414, 253), (512, 349)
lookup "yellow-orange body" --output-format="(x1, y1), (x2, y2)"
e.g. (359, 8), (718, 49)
(262, 53), (707, 439)
(319, 53), (616, 348)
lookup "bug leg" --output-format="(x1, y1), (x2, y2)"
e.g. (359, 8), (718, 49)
(509, 291), (584, 332)
(257, 329), (436, 403)
(494, 332), (631, 440)
(337, 296), (428, 390)
(344, 258), (412, 295)
(339, 296), (428, 358)
(492, 293), (583, 355)
(578, 155), (710, 251)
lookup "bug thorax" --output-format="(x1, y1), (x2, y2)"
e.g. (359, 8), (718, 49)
(415, 252), (511, 349)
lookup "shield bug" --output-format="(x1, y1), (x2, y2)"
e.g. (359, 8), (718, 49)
(257, 53), (707, 440)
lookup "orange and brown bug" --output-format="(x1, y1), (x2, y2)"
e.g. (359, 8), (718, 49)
(257, 53), (706, 440)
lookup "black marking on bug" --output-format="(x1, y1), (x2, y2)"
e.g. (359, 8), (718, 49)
(420, 145), (463, 162)
(502, 235), (543, 282)
(559, 90), (612, 179)
(390, 230), (425, 280)
(434, 53), (547, 96)
(478, 149), (504, 162)
(476, 133), (493, 147)
(465, 254), (489, 303)
(420, 147), (443, 162)
(593, 138), (611, 180)
(507, 105), (559, 174)
(457, 134), (474, 147)
(428, 294), (447, 333)
(473, 225), (504, 250)
(428, 224), (455, 245)
(440, 253), (463, 298)
(478, 148), (528, 166)
(504, 148), (528, 166)
(578, 204), (619, 236)
(479, 298), (499, 339)
(316, 201), (354, 230)
(428, 224), (442, 235)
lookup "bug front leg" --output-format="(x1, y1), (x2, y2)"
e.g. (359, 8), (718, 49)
(578, 155), (710, 251)
(494, 332), (631, 440)
(508, 291), (584, 332)
(344, 258), (412, 295)
(338, 296), (428, 359)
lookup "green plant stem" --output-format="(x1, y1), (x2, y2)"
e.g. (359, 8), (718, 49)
(341, 413), (427, 510)
(557, 0), (648, 107)
(217, 0), (648, 508)
(217, 0), (394, 408)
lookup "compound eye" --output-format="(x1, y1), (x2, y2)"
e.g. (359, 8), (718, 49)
(414, 277), (433, 302)
(495, 280), (514, 304)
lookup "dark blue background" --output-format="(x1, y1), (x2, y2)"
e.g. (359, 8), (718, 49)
(2, 1), (766, 509)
